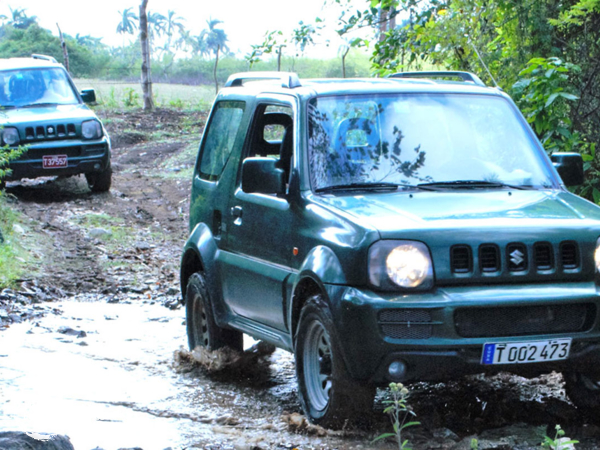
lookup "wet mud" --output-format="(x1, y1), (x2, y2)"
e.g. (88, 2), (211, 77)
(2, 109), (600, 449)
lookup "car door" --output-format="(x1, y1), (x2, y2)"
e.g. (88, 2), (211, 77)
(220, 97), (296, 331)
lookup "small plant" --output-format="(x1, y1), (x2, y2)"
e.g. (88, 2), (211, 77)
(470, 438), (479, 450)
(541, 424), (578, 450)
(373, 382), (420, 450)
(122, 88), (140, 108)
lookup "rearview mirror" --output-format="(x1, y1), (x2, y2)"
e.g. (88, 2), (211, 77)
(80, 89), (96, 104)
(241, 157), (286, 195)
(551, 153), (584, 186)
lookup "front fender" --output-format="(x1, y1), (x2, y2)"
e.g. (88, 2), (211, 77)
(296, 245), (347, 285)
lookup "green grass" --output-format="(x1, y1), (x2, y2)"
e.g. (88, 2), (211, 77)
(0, 194), (31, 287)
(73, 79), (216, 111)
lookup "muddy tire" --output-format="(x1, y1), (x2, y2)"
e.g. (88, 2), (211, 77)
(86, 167), (112, 192)
(564, 372), (600, 413)
(295, 294), (375, 428)
(185, 272), (243, 352)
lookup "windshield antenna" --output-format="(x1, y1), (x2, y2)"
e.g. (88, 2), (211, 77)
(465, 34), (499, 88)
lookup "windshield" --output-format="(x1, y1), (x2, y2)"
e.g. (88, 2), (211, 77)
(0, 68), (79, 107)
(308, 93), (556, 191)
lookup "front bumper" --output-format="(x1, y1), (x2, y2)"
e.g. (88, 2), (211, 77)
(5, 138), (111, 181)
(332, 282), (600, 384)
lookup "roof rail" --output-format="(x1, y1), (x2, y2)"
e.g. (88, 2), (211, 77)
(31, 54), (58, 64)
(389, 71), (486, 87)
(225, 72), (301, 89)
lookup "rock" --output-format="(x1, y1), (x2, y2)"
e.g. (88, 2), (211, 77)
(433, 428), (460, 442)
(57, 327), (86, 338)
(165, 287), (179, 296)
(88, 228), (112, 239)
(12, 224), (25, 235)
(0, 431), (75, 450)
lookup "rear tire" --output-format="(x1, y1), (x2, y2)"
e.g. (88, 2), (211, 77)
(295, 294), (375, 428)
(86, 166), (112, 192)
(564, 372), (600, 413)
(185, 272), (243, 352)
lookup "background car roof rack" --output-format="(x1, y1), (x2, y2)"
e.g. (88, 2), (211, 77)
(31, 54), (58, 64)
(225, 72), (302, 89)
(389, 71), (486, 87)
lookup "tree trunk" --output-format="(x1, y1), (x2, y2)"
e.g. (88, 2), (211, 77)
(56, 23), (70, 73)
(342, 47), (349, 78)
(140, 0), (154, 111)
(277, 47), (282, 71)
(213, 45), (220, 94)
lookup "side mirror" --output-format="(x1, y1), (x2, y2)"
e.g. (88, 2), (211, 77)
(551, 152), (584, 186)
(241, 157), (286, 195)
(80, 89), (96, 104)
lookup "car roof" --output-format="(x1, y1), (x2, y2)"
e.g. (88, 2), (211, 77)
(220, 72), (505, 101)
(0, 56), (63, 71)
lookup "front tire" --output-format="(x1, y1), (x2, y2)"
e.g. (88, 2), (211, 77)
(295, 295), (375, 428)
(564, 372), (600, 413)
(86, 166), (112, 192)
(185, 272), (243, 352)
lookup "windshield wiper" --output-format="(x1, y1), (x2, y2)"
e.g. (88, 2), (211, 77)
(0, 105), (17, 109)
(22, 102), (60, 108)
(316, 182), (400, 193)
(416, 180), (528, 190)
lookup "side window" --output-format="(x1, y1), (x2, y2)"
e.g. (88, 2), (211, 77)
(198, 101), (245, 180)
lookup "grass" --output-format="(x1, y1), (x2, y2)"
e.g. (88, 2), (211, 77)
(0, 193), (33, 288)
(149, 141), (198, 180)
(73, 79), (216, 111)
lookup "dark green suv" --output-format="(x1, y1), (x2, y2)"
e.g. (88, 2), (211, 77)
(0, 55), (111, 191)
(180, 71), (600, 427)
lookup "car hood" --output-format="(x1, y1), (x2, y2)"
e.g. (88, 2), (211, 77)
(0, 103), (96, 125)
(315, 189), (600, 238)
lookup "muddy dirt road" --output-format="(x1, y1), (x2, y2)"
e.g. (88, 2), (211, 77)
(2, 109), (600, 450)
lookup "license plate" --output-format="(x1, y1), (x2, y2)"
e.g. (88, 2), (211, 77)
(481, 338), (571, 365)
(43, 155), (68, 169)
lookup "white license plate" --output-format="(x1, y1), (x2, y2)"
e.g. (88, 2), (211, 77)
(481, 338), (571, 365)
(42, 155), (68, 169)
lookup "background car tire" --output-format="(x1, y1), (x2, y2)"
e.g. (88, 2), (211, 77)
(564, 372), (600, 413)
(295, 294), (375, 428)
(86, 167), (112, 192)
(185, 272), (243, 352)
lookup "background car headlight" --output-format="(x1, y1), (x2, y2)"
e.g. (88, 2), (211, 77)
(2, 127), (20, 146)
(595, 238), (600, 273)
(369, 240), (434, 291)
(81, 120), (102, 139)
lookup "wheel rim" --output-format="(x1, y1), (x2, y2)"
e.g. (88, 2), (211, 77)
(303, 319), (332, 412)
(192, 293), (209, 348)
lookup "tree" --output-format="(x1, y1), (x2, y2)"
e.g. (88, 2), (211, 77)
(163, 10), (185, 54)
(116, 7), (138, 36)
(139, 0), (154, 111)
(8, 7), (37, 29)
(203, 19), (229, 93)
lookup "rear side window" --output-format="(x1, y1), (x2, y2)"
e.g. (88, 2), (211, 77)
(198, 101), (245, 180)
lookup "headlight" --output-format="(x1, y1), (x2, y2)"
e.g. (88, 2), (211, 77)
(595, 238), (600, 272)
(369, 240), (434, 291)
(2, 127), (20, 146)
(81, 120), (102, 139)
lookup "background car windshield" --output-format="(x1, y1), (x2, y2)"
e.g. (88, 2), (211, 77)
(0, 68), (79, 107)
(308, 93), (556, 190)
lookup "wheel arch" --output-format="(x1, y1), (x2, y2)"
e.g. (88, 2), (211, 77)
(180, 223), (218, 304)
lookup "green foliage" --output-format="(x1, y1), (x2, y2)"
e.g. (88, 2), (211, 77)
(512, 57), (581, 154)
(541, 424), (578, 450)
(122, 87), (140, 108)
(0, 142), (25, 184)
(373, 382), (419, 450)
(0, 193), (27, 288)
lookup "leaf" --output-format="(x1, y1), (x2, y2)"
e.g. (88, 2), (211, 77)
(545, 93), (559, 108)
(593, 188), (600, 205)
(372, 433), (396, 443)
(582, 154), (593, 161)
(558, 92), (579, 101)
(402, 421), (421, 429)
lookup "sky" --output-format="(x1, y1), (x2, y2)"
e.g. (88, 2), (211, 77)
(0, 0), (362, 59)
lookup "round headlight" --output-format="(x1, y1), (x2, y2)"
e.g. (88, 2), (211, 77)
(595, 238), (600, 272)
(385, 244), (432, 288)
(82, 120), (102, 139)
(2, 127), (20, 146)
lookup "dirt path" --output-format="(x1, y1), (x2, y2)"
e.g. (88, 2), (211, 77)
(2, 109), (600, 450)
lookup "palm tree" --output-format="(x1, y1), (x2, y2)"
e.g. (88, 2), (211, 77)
(204, 19), (229, 93)
(163, 10), (185, 54)
(9, 7), (37, 29)
(116, 7), (138, 35)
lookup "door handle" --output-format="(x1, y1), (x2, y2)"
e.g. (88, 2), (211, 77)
(231, 205), (243, 219)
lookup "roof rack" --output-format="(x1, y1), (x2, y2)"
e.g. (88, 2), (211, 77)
(31, 54), (58, 64)
(225, 72), (301, 89)
(389, 71), (486, 87)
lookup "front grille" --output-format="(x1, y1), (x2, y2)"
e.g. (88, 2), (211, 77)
(561, 241), (579, 269)
(379, 309), (432, 339)
(25, 123), (77, 141)
(479, 244), (500, 272)
(451, 245), (472, 273)
(18, 146), (82, 160)
(534, 242), (554, 270)
(455, 303), (595, 338)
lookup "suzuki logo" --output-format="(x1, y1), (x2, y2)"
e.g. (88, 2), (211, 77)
(510, 249), (525, 266)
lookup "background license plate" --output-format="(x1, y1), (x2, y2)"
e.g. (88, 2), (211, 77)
(481, 339), (571, 365)
(43, 155), (68, 168)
